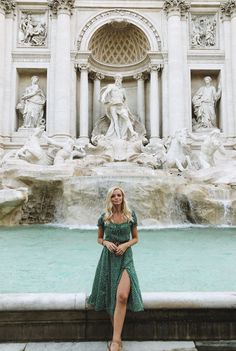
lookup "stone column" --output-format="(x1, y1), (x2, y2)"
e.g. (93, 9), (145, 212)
(0, 1), (15, 137)
(149, 64), (161, 141)
(49, 0), (74, 138)
(133, 73), (146, 125)
(79, 63), (89, 143)
(163, 0), (190, 136)
(90, 72), (104, 126)
(3, 7), (15, 139)
(230, 3), (236, 134)
(220, 1), (234, 136)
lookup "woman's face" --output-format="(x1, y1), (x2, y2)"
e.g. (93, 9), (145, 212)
(111, 189), (123, 206)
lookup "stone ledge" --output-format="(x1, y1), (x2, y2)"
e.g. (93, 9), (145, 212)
(1, 292), (236, 311)
(0, 342), (197, 351)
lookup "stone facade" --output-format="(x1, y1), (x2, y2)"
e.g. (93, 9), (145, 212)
(0, 0), (236, 146)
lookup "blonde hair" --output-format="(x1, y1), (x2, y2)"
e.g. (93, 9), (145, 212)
(104, 186), (133, 223)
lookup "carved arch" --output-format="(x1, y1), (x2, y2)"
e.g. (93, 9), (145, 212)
(77, 9), (162, 52)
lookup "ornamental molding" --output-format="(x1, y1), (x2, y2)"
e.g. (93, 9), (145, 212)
(89, 71), (105, 80)
(163, 0), (190, 16)
(48, 0), (74, 15)
(0, 0), (15, 15)
(220, 0), (236, 19)
(133, 73), (148, 80)
(77, 9), (161, 52)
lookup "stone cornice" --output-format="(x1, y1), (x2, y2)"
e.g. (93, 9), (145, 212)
(220, 0), (236, 20)
(48, 0), (74, 15)
(0, 0), (15, 15)
(163, 0), (190, 16)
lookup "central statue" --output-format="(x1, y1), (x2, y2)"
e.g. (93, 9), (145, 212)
(100, 74), (138, 140)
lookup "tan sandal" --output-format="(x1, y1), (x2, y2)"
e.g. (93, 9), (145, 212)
(107, 340), (123, 351)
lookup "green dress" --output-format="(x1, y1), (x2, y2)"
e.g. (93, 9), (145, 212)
(88, 211), (144, 316)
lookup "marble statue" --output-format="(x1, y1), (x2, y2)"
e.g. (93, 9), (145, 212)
(19, 14), (47, 46)
(45, 136), (86, 165)
(16, 76), (46, 129)
(188, 129), (226, 169)
(1, 126), (50, 166)
(192, 76), (221, 131)
(100, 74), (138, 140)
(165, 129), (193, 171)
(130, 140), (166, 169)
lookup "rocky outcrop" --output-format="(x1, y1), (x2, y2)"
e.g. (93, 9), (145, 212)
(0, 163), (236, 226)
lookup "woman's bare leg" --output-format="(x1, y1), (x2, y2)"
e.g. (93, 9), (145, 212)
(111, 270), (130, 351)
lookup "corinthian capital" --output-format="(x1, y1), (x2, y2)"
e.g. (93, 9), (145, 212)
(163, 0), (190, 16)
(48, 0), (75, 15)
(220, 0), (236, 20)
(0, 0), (15, 15)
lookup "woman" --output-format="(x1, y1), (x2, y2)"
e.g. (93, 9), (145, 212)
(88, 186), (144, 351)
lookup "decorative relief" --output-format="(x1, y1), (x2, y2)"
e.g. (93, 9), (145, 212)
(18, 12), (47, 47)
(77, 9), (161, 51)
(191, 15), (217, 49)
(89, 72), (105, 81)
(133, 72), (149, 81)
(48, 0), (74, 15)
(220, 0), (236, 19)
(163, 0), (190, 16)
(89, 22), (150, 66)
(0, 0), (15, 14)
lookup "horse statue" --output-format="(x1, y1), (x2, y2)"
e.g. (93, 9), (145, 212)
(165, 128), (193, 171)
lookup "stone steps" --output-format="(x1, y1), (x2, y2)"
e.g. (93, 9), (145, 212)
(1, 342), (236, 351)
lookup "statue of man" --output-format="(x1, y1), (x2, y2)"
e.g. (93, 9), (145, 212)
(192, 76), (221, 130)
(17, 76), (46, 128)
(100, 74), (137, 140)
(188, 129), (225, 169)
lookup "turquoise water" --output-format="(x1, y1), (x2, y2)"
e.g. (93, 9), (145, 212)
(0, 226), (236, 293)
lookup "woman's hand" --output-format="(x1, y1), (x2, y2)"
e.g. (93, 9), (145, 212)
(103, 241), (117, 253)
(116, 243), (129, 256)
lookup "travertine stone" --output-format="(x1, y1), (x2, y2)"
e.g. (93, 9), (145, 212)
(0, 345), (26, 351)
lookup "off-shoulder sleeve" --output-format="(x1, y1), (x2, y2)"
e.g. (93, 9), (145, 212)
(97, 213), (105, 228)
(131, 210), (138, 226)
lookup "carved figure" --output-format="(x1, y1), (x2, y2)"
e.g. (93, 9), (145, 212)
(1, 127), (50, 166)
(191, 15), (216, 48)
(17, 76), (46, 129)
(100, 74), (138, 140)
(165, 129), (192, 171)
(188, 129), (225, 169)
(45, 137), (86, 165)
(19, 14), (47, 46)
(192, 76), (221, 131)
(131, 141), (167, 169)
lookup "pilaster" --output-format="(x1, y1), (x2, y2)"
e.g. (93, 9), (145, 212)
(49, 0), (75, 137)
(163, 0), (190, 135)
(0, 0), (15, 137)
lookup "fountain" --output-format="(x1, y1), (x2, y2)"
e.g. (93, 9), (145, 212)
(1, 0), (236, 346)
(1, 73), (236, 227)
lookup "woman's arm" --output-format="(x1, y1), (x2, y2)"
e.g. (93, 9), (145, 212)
(97, 226), (117, 253)
(116, 225), (138, 256)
